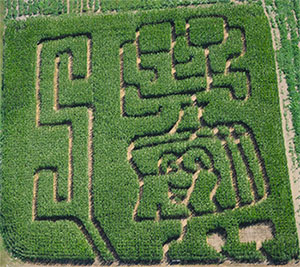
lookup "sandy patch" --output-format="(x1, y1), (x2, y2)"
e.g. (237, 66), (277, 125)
(239, 222), (273, 250)
(207, 232), (226, 252)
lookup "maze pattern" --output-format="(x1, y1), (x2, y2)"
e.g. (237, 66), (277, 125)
(2, 4), (298, 265)
(33, 35), (116, 262)
(121, 18), (266, 218)
(32, 18), (267, 259)
(34, 35), (92, 219)
(119, 18), (271, 259)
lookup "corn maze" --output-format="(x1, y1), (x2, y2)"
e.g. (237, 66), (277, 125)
(1, 2), (299, 265)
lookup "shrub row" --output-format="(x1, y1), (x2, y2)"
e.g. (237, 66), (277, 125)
(265, 0), (300, 165)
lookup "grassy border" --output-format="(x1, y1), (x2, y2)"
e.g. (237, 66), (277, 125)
(0, 0), (3, 126)
(0, 0), (5, 266)
(264, 0), (300, 166)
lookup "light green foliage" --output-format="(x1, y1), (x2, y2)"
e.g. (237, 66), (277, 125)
(239, 135), (265, 198)
(174, 36), (191, 63)
(174, 19), (186, 36)
(217, 125), (230, 137)
(183, 148), (211, 171)
(124, 86), (160, 116)
(174, 36), (206, 78)
(123, 36), (206, 98)
(139, 51), (206, 96)
(233, 124), (247, 135)
(210, 29), (243, 73)
(197, 126), (214, 137)
(160, 153), (178, 174)
(168, 171), (193, 188)
(4, 0), (234, 19)
(189, 17), (224, 47)
(226, 136), (254, 205)
(177, 106), (200, 132)
(137, 175), (190, 219)
(100, 0), (230, 12)
(171, 188), (188, 201)
(213, 72), (248, 100)
(189, 170), (217, 214)
(139, 23), (171, 53)
(134, 132), (190, 149)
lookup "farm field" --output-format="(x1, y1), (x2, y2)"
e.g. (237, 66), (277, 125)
(1, 0), (300, 266)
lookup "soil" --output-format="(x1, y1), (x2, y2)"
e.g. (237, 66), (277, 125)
(207, 232), (226, 253)
(239, 222), (273, 250)
(169, 110), (184, 134)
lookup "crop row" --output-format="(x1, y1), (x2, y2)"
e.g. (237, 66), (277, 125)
(4, 0), (232, 19)
(265, 0), (300, 165)
(4, 0), (264, 20)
